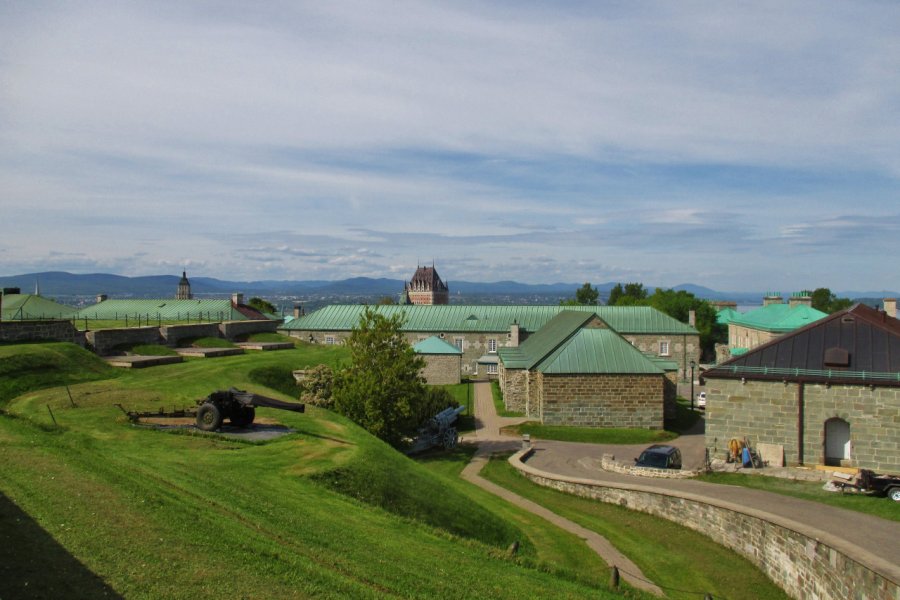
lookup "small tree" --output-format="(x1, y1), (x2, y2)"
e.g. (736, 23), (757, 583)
(811, 288), (853, 314)
(607, 282), (647, 306)
(298, 364), (335, 408)
(561, 282), (599, 306)
(332, 307), (428, 448)
(248, 297), (277, 314)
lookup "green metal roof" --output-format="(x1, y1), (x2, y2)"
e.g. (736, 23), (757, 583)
(281, 304), (696, 335)
(715, 307), (740, 325)
(644, 353), (679, 372)
(0, 294), (77, 320)
(730, 347), (749, 356)
(538, 329), (665, 375)
(73, 299), (251, 321)
(413, 336), (462, 355)
(498, 311), (595, 369)
(729, 303), (827, 333)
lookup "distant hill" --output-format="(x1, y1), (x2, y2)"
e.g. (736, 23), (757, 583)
(1, 271), (895, 306)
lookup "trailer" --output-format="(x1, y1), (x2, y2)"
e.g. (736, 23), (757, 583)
(117, 387), (305, 431)
(831, 469), (900, 502)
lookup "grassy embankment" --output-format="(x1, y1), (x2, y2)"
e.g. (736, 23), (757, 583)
(479, 455), (789, 600)
(0, 342), (632, 599)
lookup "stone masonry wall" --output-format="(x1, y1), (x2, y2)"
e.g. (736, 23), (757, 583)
(621, 333), (699, 381)
(86, 327), (162, 356)
(540, 373), (664, 429)
(219, 319), (278, 340)
(704, 378), (900, 472)
(0, 320), (81, 345)
(499, 366), (527, 413)
(160, 323), (220, 345)
(420, 354), (461, 385)
(728, 324), (779, 352)
(513, 449), (899, 600)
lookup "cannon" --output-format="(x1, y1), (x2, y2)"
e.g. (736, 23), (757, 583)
(407, 405), (466, 454)
(116, 387), (305, 431)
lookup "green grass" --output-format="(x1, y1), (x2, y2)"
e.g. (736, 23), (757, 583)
(492, 380), (524, 417)
(502, 422), (677, 444)
(696, 472), (900, 522)
(129, 344), (179, 356)
(0, 341), (626, 599)
(179, 336), (236, 348)
(237, 332), (298, 344)
(666, 396), (701, 432)
(440, 382), (475, 432)
(480, 456), (789, 600)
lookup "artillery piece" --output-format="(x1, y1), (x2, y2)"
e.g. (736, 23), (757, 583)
(117, 387), (305, 431)
(407, 404), (466, 454)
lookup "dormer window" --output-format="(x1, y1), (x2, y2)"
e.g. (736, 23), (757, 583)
(824, 347), (850, 368)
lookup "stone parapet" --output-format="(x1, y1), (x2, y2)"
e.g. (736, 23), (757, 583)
(511, 448), (900, 600)
(600, 453), (704, 479)
(219, 320), (278, 340)
(0, 320), (79, 345)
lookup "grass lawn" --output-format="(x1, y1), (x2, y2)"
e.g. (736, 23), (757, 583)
(501, 422), (677, 445)
(178, 336), (237, 348)
(441, 382), (475, 432)
(696, 472), (900, 523)
(480, 455), (789, 600)
(0, 342), (627, 599)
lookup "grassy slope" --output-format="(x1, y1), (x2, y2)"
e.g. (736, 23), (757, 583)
(0, 342), (618, 599)
(480, 456), (790, 600)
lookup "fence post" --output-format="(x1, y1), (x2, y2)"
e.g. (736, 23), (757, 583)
(47, 405), (58, 427)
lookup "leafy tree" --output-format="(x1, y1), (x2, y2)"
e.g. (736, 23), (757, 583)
(561, 282), (599, 306)
(248, 297), (277, 314)
(607, 282), (648, 306)
(332, 307), (429, 448)
(298, 364), (335, 408)
(811, 288), (853, 314)
(645, 288), (724, 356)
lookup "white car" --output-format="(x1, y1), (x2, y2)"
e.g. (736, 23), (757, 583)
(696, 391), (706, 409)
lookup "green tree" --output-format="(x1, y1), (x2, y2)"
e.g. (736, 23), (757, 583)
(298, 364), (335, 409)
(248, 297), (277, 314)
(561, 282), (599, 306)
(645, 288), (724, 356)
(607, 282), (648, 306)
(332, 307), (429, 448)
(811, 288), (853, 314)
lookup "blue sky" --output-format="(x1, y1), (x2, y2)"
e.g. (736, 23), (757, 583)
(2, 1), (899, 291)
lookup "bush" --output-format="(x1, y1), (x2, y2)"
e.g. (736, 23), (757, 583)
(298, 364), (334, 408)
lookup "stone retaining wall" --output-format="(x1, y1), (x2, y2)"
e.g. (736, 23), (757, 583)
(160, 323), (220, 345)
(219, 320), (278, 340)
(600, 453), (703, 479)
(0, 320), (80, 345)
(86, 327), (162, 355)
(512, 448), (900, 600)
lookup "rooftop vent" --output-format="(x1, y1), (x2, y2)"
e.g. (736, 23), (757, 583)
(824, 347), (850, 368)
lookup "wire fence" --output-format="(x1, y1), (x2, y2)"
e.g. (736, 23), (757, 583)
(1, 311), (232, 331)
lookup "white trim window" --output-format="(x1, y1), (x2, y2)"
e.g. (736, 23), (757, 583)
(325, 336), (336, 345)
(454, 337), (464, 351)
(487, 363), (498, 375)
(488, 338), (497, 353)
(659, 340), (670, 356)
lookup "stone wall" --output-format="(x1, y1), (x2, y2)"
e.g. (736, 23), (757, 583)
(622, 332), (700, 381)
(0, 320), (80, 345)
(420, 354), (461, 385)
(728, 323), (779, 352)
(160, 323), (220, 345)
(704, 378), (900, 472)
(540, 373), (664, 429)
(219, 319), (278, 340)
(498, 365), (527, 412)
(86, 327), (162, 355)
(600, 453), (704, 479)
(512, 449), (900, 600)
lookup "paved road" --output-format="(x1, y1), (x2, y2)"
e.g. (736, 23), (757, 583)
(462, 381), (900, 585)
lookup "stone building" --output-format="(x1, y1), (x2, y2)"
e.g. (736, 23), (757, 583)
(401, 265), (449, 305)
(497, 311), (675, 429)
(726, 292), (827, 356)
(413, 336), (462, 385)
(176, 271), (193, 300)
(702, 302), (900, 472)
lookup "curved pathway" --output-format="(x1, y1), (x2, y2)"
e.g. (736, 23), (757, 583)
(460, 382), (663, 595)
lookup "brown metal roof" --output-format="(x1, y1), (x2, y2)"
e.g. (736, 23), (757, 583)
(703, 303), (900, 386)
(406, 266), (447, 291)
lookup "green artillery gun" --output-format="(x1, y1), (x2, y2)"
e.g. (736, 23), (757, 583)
(117, 387), (305, 431)
(407, 405), (466, 454)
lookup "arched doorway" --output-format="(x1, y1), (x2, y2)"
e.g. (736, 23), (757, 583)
(824, 418), (851, 466)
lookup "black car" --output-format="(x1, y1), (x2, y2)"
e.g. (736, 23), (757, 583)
(634, 444), (682, 469)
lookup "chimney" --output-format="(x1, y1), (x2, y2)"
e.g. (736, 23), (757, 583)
(763, 292), (783, 307)
(231, 293), (243, 306)
(509, 320), (520, 347)
(884, 298), (897, 319)
(96, 294), (108, 303)
(293, 303), (305, 319)
(711, 301), (737, 312)
(688, 310), (696, 327)
(789, 291), (812, 308)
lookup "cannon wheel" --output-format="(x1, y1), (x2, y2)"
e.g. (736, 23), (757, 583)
(196, 402), (223, 431)
(230, 406), (256, 428)
(442, 428), (458, 450)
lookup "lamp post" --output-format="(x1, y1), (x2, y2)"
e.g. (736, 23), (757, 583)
(690, 360), (696, 411)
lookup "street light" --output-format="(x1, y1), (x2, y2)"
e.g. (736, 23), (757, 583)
(689, 360), (698, 409)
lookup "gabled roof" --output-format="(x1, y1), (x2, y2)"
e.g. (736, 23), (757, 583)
(704, 303), (900, 386)
(498, 311), (664, 375)
(729, 303), (827, 333)
(413, 336), (462, 355)
(280, 304), (697, 335)
(0, 294), (77, 320)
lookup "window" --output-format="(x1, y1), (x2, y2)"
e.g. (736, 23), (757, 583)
(325, 336), (336, 345)
(488, 338), (497, 353)
(659, 341), (670, 356)
(487, 363), (498, 375)
(454, 337), (464, 351)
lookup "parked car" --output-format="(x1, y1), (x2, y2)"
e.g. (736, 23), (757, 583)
(696, 391), (706, 409)
(634, 444), (682, 469)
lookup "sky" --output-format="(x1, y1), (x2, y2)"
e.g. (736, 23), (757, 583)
(2, 1), (899, 292)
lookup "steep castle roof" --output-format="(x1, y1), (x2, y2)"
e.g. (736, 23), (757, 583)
(406, 266), (448, 292)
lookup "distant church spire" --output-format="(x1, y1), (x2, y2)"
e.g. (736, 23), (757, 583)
(176, 270), (193, 300)
(34, 277), (40, 296)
